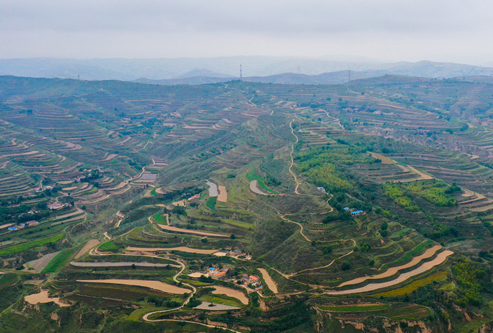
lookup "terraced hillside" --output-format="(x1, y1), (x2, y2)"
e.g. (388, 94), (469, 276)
(1, 76), (493, 332)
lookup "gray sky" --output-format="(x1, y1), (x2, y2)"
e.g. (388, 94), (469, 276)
(2, 0), (493, 64)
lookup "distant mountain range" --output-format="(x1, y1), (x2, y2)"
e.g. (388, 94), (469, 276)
(0, 57), (493, 85)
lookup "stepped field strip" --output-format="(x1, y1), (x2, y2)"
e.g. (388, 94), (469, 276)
(258, 268), (278, 294)
(217, 185), (228, 202)
(24, 251), (60, 273)
(77, 279), (191, 294)
(75, 239), (100, 259)
(318, 304), (390, 312)
(328, 250), (453, 295)
(339, 245), (442, 287)
(211, 286), (249, 305)
(250, 180), (269, 195)
(156, 224), (229, 238)
(370, 152), (394, 165)
(206, 180), (219, 197)
(70, 261), (180, 268)
(25, 289), (71, 307)
(126, 246), (219, 254)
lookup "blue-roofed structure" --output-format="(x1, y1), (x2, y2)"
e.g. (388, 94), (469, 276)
(351, 210), (364, 215)
(344, 207), (350, 210)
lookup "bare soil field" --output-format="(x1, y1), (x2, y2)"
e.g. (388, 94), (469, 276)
(206, 180), (219, 197)
(462, 189), (475, 197)
(25, 289), (71, 307)
(126, 246), (219, 254)
(370, 152), (394, 164)
(24, 251), (60, 273)
(194, 302), (240, 310)
(172, 200), (187, 207)
(157, 224), (229, 238)
(217, 185), (228, 202)
(212, 286), (249, 305)
(77, 279), (191, 294)
(258, 268), (278, 294)
(250, 180), (269, 195)
(328, 250), (453, 295)
(339, 245), (442, 287)
(188, 272), (206, 278)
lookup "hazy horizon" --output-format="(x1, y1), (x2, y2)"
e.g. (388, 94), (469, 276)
(2, 1), (493, 66)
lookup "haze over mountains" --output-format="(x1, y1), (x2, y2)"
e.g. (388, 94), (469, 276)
(1, 56), (493, 85)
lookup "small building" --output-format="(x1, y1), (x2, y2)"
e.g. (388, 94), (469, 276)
(7, 227), (16, 231)
(214, 271), (227, 279)
(249, 275), (259, 282)
(317, 187), (326, 193)
(48, 202), (64, 210)
(351, 210), (364, 216)
(344, 207), (350, 211)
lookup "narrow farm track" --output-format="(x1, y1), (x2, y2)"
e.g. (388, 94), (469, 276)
(279, 214), (310, 241)
(289, 119), (301, 194)
(287, 239), (356, 278)
(266, 232), (356, 279)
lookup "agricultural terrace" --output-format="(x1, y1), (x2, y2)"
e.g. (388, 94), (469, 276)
(0, 77), (493, 332)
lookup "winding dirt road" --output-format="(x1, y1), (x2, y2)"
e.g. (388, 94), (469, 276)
(289, 119), (301, 194)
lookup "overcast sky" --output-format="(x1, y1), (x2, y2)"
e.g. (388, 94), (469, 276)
(2, 0), (493, 65)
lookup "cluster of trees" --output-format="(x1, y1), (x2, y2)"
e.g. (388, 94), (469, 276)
(296, 145), (373, 194)
(385, 181), (458, 211)
(404, 181), (458, 207)
(383, 184), (419, 211)
(452, 260), (492, 307)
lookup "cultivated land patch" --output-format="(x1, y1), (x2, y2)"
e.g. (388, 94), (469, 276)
(24, 289), (71, 307)
(126, 246), (219, 254)
(370, 152), (394, 164)
(206, 180), (219, 197)
(211, 286), (248, 305)
(339, 245), (443, 287)
(24, 251), (60, 273)
(194, 301), (240, 311)
(249, 180), (269, 195)
(327, 250), (453, 295)
(77, 279), (191, 294)
(318, 304), (390, 312)
(75, 239), (100, 259)
(70, 262), (179, 268)
(217, 185), (228, 202)
(258, 268), (278, 294)
(157, 224), (229, 238)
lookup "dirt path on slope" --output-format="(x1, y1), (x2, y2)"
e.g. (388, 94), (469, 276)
(279, 215), (310, 241)
(289, 120), (301, 194)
